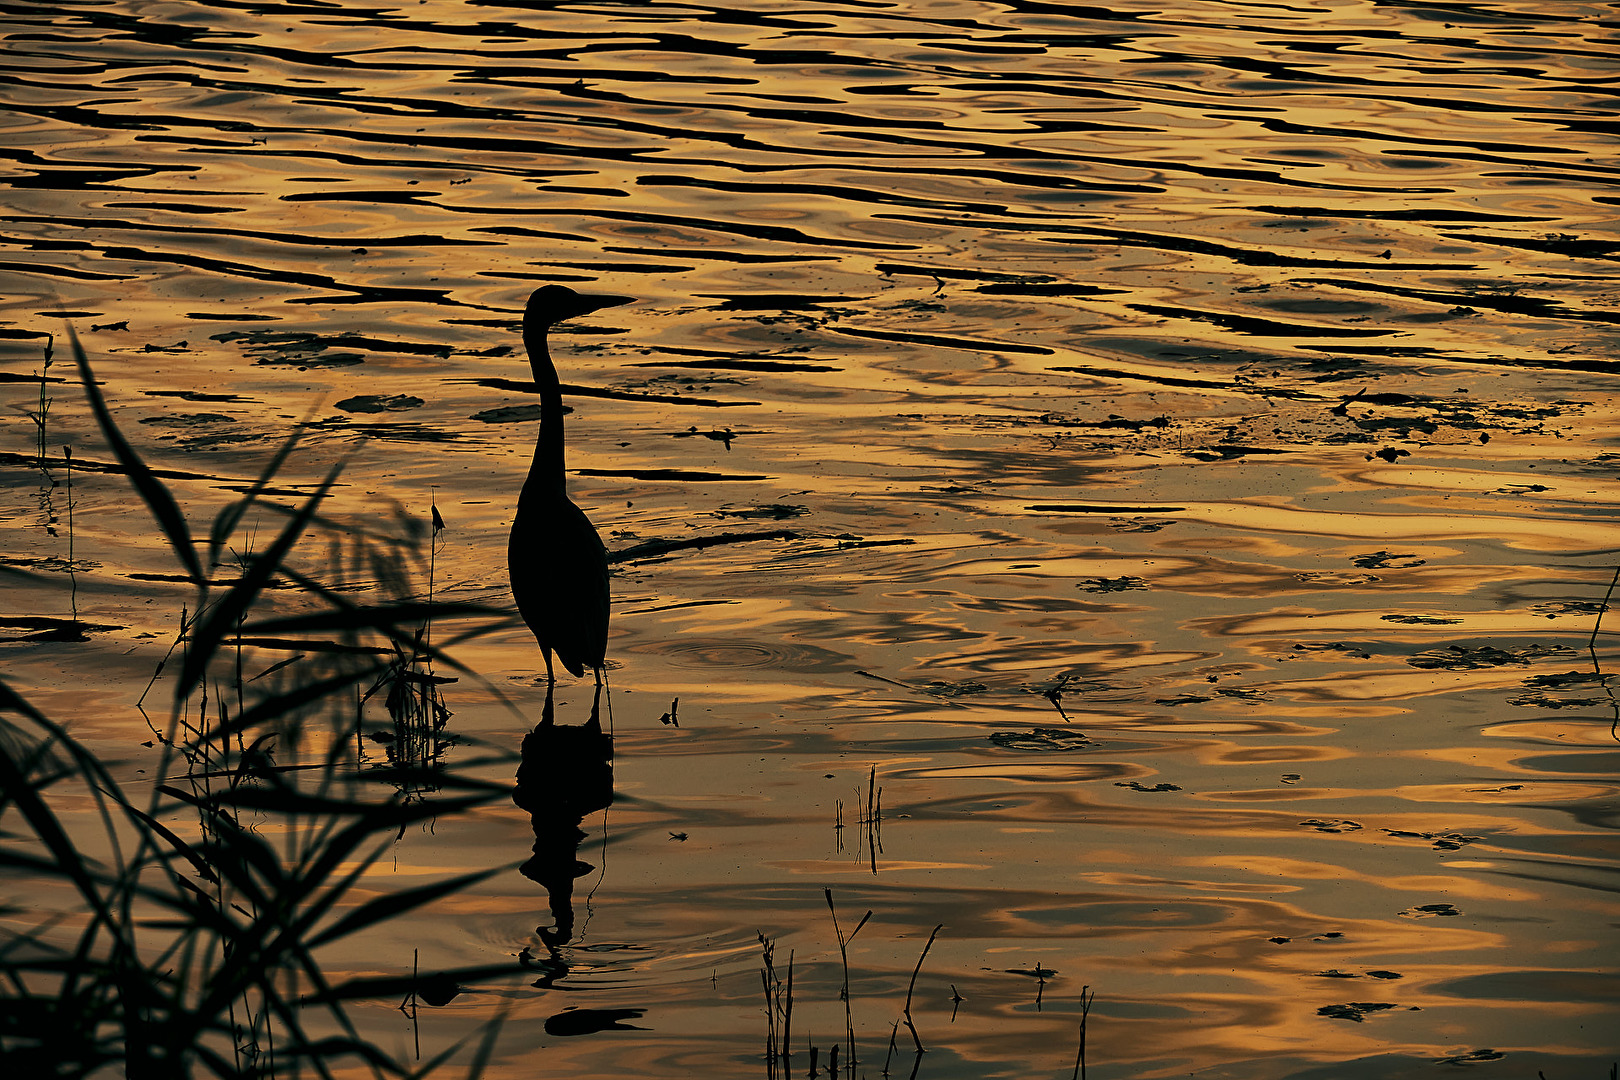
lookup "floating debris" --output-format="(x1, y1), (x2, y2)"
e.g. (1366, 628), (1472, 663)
(336, 394), (425, 413)
(1300, 818), (1362, 833)
(1318, 1002), (1400, 1022)
(989, 728), (1090, 752)
(1383, 829), (1481, 851)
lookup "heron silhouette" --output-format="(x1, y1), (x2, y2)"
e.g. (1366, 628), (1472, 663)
(509, 284), (630, 686)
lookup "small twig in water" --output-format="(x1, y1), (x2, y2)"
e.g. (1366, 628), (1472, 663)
(902, 924), (942, 1053)
(32, 334), (54, 474)
(1043, 681), (1070, 721)
(1587, 566), (1620, 743)
(64, 445), (77, 625)
(1071, 984), (1095, 1080)
(825, 888), (871, 1073)
(1589, 566), (1619, 650)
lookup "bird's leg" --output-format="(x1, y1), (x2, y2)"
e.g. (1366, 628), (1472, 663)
(585, 680), (602, 734)
(541, 678), (556, 728)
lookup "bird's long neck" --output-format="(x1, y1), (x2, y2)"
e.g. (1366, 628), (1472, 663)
(523, 322), (567, 499)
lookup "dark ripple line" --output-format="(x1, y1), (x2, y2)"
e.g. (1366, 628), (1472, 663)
(733, 160), (1155, 195)
(1089, 41), (1561, 94)
(580, 468), (767, 482)
(1213, 112), (1611, 163)
(876, 213), (1465, 271)
(3, 231), (467, 307)
(179, 141), (595, 187)
(1212, 29), (1620, 69)
(471, 377), (757, 409)
(1047, 365), (1252, 392)
(832, 326), (1054, 356)
(1436, 232), (1620, 261)
(931, 67), (1604, 132)
(1126, 304), (1388, 339)
(603, 245), (836, 265)
(1320, 348), (1620, 379)
(2, 213), (497, 250)
(498, 205), (912, 253)
(874, 262), (1047, 283)
(827, 129), (1451, 195)
(0, 142), (180, 190)
(0, 258), (132, 282)
(1380, 148), (1620, 186)
(640, 172), (1024, 219)
(1296, 278), (1620, 324)
(1249, 204), (1552, 224)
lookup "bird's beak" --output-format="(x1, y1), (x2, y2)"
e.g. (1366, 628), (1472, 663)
(575, 293), (634, 316)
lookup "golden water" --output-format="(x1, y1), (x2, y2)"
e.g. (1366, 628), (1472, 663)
(2, 0), (1618, 1075)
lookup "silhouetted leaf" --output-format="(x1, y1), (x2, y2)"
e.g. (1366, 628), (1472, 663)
(207, 412), (311, 567)
(68, 326), (202, 583)
(178, 461), (343, 698)
(194, 664), (387, 749)
(307, 868), (497, 948)
(243, 601), (498, 636)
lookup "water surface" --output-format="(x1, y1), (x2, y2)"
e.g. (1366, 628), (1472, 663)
(3, 0), (1618, 1076)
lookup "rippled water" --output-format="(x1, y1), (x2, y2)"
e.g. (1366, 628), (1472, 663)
(4, 0), (1619, 1075)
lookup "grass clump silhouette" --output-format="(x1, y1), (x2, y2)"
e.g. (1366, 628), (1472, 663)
(0, 329), (511, 1077)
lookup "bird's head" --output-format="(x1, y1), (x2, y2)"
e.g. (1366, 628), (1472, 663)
(524, 284), (633, 329)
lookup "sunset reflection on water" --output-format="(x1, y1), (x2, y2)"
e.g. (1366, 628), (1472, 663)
(2, 0), (1618, 1075)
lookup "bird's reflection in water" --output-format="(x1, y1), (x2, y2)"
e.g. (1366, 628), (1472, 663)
(513, 684), (612, 952)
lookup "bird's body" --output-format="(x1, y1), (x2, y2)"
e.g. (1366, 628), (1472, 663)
(509, 490), (608, 679)
(507, 285), (630, 683)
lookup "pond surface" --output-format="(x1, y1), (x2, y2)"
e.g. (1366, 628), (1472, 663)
(3, 0), (1619, 1076)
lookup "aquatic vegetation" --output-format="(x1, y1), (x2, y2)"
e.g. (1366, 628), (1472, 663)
(0, 336), (510, 1076)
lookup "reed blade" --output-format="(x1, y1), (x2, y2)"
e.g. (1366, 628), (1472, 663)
(67, 326), (203, 584)
(178, 460), (343, 698)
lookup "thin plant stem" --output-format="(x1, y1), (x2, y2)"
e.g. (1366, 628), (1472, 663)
(64, 444), (77, 624)
(1588, 565), (1619, 650)
(902, 924), (942, 1053)
(824, 889), (870, 1075)
(1072, 984), (1095, 1080)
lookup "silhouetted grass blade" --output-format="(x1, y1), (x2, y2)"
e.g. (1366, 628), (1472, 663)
(195, 664), (388, 750)
(306, 868), (497, 949)
(313, 962), (518, 1003)
(207, 410), (311, 568)
(160, 781), (487, 821)
(244, 601), (499, 636)
(68, 326), (203, 585)
(119, 803), (221, 886)
(178, 460), (343, 699)
(267, 569), (506, 681)
(0, 705), (112, 924)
